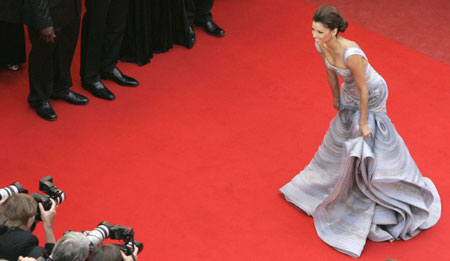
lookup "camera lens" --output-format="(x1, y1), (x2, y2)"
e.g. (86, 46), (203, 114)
(54, 191), (66, 205)
(87, 222), (111, 249)
(0, 183), (21, 200)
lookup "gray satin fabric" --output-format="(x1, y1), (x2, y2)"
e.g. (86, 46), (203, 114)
(280, 45), (441, 258)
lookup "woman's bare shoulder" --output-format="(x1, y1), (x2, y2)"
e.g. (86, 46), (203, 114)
(340, 37), (360, 49)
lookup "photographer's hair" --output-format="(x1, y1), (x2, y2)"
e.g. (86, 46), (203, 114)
(313, 5), (348, 34)
(50, 232), (90, 261)
(89, 245), (122, 261)
(0, 194), (37, 228)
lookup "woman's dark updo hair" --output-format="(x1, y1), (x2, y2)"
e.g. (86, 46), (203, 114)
(313, 5), (348, 34)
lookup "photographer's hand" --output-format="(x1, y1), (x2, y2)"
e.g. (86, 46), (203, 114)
(39, 198), (57, 244)
(120, 246), (139, 261)
(18, 257), (37, 261)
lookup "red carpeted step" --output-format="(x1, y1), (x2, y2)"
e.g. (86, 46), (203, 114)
(304, 0), (450, 66)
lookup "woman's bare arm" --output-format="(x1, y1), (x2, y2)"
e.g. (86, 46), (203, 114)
(347, 54), (370, 140)
(317, 50), (340, 109)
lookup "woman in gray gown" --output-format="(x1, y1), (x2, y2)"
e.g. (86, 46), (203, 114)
(280, 5), (441, 258)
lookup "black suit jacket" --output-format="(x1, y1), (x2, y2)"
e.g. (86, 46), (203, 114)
(0, 228), (45, 260)
(0, 0), (24, 23)
(24, 0), (81, 30)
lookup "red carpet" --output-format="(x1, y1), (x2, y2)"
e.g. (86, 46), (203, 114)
(1, 0), (449, 260)
(305, 0), (450, 66)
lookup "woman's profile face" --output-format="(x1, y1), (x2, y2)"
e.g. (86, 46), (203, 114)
(312, 21), (333, 44)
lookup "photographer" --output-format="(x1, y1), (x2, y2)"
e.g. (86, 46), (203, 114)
(0, 194), (56, 260)
(89, 244), (139, 261)
(49, 232), (90, 261)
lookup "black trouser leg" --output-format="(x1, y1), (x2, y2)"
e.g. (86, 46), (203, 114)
(186, 0), (213, 26)
(81, 0), (129, 84)
(185, 0), (196, 27)
(53, 20), (81, 95)
(27, 27), (56, 106)
(0, 22), (26, 65)
(81, 0), (112, 84)
(101, 0), (129, 73)
(194, 0), (213, 24)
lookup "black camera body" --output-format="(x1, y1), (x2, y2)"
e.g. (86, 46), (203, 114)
(109, 225), (143, 255)
(110, 224), (133, 241)
(86, 222), (144, 256)
(114, 240), (144, 255)
(31, 193), (53, 220)
(39, 176), (65, 205)
(32, 176), (65, 221)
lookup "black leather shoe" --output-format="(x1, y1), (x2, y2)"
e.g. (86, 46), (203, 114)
(82, 81), (115, 100)
(32, 101), (57, 121)
(188, 26), (196, 48)
(101, 67), (139, 87)
(51, 90), (89, 105)
(196, 21), (225, 37)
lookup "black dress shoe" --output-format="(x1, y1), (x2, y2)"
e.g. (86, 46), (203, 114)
(188, 26), (196, 48)
(101, 67), (139, 87)
(196, 21), (225, 37)
(51, 90), (89, 105)
(32, 101), (57, 121)
(82, 81), (115, 100)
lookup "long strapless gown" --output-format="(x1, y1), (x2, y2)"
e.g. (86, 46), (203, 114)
(280, 44), (441, 258)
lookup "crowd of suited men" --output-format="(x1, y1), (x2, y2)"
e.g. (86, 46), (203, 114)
(0, 0), (225, 121)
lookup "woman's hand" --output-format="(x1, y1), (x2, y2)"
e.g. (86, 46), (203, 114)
(333, 98), (340, 110)
(359, 122), (371, 140)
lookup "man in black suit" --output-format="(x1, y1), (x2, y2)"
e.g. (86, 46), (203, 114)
(187, 0), (225, 46)
(24, 0), (89, 121)
(80, 0), (138, 101)
(0, 194), (57, 260)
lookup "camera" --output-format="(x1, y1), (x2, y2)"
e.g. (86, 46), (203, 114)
(0, 182), (28, 201)
(86, 222), (144, 255)
(86, 221), (112, 249)
(109, 224), (143, 255)
(114, 239), (144, 255)
(32, 176), (65, 221)
(39, 176), (66, 205)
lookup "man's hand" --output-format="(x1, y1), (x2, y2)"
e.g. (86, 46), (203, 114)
(39, 198), (57, 226)
(18, 257), (37, 261)
(40, 26), (56, 43)
(120, 246), (139, 261)
(38, 198), (57, 244)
